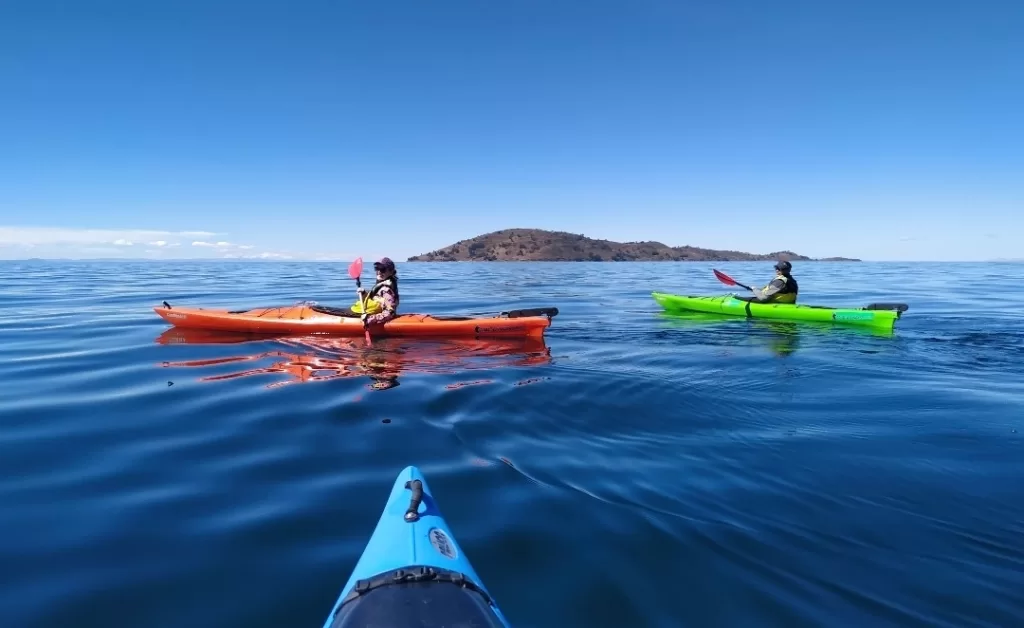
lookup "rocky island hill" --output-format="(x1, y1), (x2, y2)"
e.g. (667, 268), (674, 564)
(407, 229), (859, 262)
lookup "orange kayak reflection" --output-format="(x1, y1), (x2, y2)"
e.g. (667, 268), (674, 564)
(156, 328), (552, 391)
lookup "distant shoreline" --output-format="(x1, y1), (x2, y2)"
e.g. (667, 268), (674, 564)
(407, 228), (861, 263)
(5, 258), (864, 263)
(404, 258), (860, 263)
(3, 257), (1016, 263)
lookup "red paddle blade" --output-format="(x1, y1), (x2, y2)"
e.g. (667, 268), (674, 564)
(348, 257), (363, 280)
(713, 268), (738, 286)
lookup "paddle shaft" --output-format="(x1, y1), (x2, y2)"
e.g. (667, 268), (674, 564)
(353, 273), (373, 343)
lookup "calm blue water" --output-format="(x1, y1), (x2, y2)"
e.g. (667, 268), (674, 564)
(1, 260), (1023, 627)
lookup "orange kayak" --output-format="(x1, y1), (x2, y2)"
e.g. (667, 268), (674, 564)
(153, 301), (557, 338)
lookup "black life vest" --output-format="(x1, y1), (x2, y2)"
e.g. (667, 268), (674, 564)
(367, 275), (400, 310)
(776, 273), (797, 295)
(767, 273), (798, 303)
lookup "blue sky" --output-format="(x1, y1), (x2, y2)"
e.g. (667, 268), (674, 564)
(1, 0), (1021, 261)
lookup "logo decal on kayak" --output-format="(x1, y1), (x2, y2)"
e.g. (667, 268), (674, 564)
(428, 527), (457, 560)
(832, 312), (875, 321)
(474, 325), (526, 334)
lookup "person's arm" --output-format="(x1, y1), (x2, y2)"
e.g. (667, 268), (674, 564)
(751, 278), (785, 301)
(363, 286), (397, 325)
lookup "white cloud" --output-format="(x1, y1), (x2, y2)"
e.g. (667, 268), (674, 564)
(195, 240), (251, 250)
(0, 226), (217, 246)
(0, 225), (354, 261)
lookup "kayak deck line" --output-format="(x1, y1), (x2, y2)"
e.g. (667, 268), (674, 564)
(733, 299), (909, 313)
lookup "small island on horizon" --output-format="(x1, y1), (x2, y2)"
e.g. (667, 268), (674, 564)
(408, 229), (860, 263)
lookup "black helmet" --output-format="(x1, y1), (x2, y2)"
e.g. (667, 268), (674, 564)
(774, 260), (792, 273)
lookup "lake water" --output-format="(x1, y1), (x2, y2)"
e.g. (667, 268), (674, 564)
(1, 260), (1022, 627)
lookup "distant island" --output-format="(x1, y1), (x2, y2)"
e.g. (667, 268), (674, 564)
(407, 229), (860, 262)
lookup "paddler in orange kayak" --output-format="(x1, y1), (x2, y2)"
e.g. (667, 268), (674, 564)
(354, 257), (401, 326)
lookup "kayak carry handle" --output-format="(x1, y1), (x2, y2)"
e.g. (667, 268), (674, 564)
(864, 303), (909, 313)
(404, 479), (424, 522)
(502, 307), (559, 319)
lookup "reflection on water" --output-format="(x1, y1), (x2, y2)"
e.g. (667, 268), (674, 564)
(155, 329), (551, 390)
(657, 311), (895, 357)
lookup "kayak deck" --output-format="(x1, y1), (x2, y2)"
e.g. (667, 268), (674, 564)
(324, 466), (510, 628)
(652, 292), (908, 329)
(154, 301), (556, 338)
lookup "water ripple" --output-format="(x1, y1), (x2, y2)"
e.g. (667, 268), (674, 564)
(1, 260), (1023, 627)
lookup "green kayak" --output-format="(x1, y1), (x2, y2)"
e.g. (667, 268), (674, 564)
(651, 293), (908, 330)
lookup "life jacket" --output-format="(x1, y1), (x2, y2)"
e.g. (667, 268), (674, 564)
(352, 275), (400, 314)
(765, 273), (798, 303)
(368, 275), (399, 309)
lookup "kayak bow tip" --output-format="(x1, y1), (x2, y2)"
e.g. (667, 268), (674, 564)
(324, 464), (511, 628)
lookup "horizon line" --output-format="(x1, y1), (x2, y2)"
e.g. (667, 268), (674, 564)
(1, 257), (1019, 264)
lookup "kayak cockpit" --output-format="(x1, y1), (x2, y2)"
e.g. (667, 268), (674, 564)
(327, 566), (506, 628)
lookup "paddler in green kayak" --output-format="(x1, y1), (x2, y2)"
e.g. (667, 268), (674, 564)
(736, 260), (799, 304)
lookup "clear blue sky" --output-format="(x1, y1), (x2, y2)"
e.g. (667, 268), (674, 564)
(1, 0), (1021, 261)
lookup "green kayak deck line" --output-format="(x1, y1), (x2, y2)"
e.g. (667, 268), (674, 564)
(651, 293), (908, 329)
